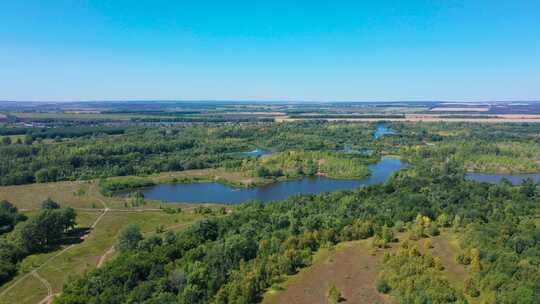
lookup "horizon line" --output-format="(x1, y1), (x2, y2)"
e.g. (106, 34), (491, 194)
(2, 99), (540, 104)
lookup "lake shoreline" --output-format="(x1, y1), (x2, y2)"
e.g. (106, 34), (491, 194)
(136, 157), (406, 204)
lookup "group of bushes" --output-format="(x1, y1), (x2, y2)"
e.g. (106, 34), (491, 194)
(240, 150), (372, 179)
(99, 177), (155, 196)
(376, 242), (466, 303)
(0, 200), (26, 235)
(0, 199), (77, 285)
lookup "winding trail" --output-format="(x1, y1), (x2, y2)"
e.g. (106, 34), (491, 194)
(32, 272), (51, 303)
(27, 206), (192, 302)
(0, 201), (109, 303)
(0, 243), (76, 299)
(92, 208), (108, 228)
(2, 185), (195, 304)
(37, 293), (58, 304)
(95, 217), (191, 269)
(97, 246), (115, 268)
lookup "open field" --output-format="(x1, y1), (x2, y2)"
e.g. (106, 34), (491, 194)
(0, 181), (111, 210)
(276, 114), (540, 123)
(12, 112), (141, 121)
(263, 231), (467, 304)
(10, 110), (282, 123)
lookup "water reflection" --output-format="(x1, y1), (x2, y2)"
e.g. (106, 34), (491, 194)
(465, 172), (540, 185)
(374, 123), (395, 139)
(142, 157), (405, 204)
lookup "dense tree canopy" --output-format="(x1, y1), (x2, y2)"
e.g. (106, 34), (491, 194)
(55, 160), (540, 303)
(0, 121), (538, 303)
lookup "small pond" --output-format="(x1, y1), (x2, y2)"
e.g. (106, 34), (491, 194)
(141, 157), (405, 204)
(465, 172), (540, 185)
(374, 123), (395, 139)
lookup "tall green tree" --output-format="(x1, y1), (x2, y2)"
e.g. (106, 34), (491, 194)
(116, 224), (143, 252)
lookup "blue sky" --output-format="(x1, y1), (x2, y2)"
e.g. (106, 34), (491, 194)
(1, 1), (539, 101)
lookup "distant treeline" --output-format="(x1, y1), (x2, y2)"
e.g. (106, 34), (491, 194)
(0, 126), (127, 139)
(131, 117), (274, 123)
(0, 128), (28, 136)
(102, 110), (203, 116)
(288, 114), (406, 119)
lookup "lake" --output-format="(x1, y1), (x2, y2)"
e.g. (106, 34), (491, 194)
(141, 157), (405, 204)
(465, 172), (540, 185)
(374, 123), (394, 139)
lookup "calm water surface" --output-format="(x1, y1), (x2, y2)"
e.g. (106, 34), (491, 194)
(374, 123), (394, 139)
(142, 157), (405, 204)
(466, 173), (540, 185)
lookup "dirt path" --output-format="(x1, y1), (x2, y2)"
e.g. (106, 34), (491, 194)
(1, 205), (110, 303)
(96, 220), (190, 269)
(0, 243), (76, 300)
(37, 293), (58, 304)
(90, 183), (109, 209)
(97, 246), (115, 268)
(32, 272), (52, 304)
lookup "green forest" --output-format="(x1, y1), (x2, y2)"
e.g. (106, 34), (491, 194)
(53, 160), (540, 304)
(2, 121), (538, 187)
(0, 121), (539, 304)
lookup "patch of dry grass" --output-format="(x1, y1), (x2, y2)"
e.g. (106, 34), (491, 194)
(262, 239), (393, 304)
(263, 232), (467, 304)
(0, 181), (109, 210)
